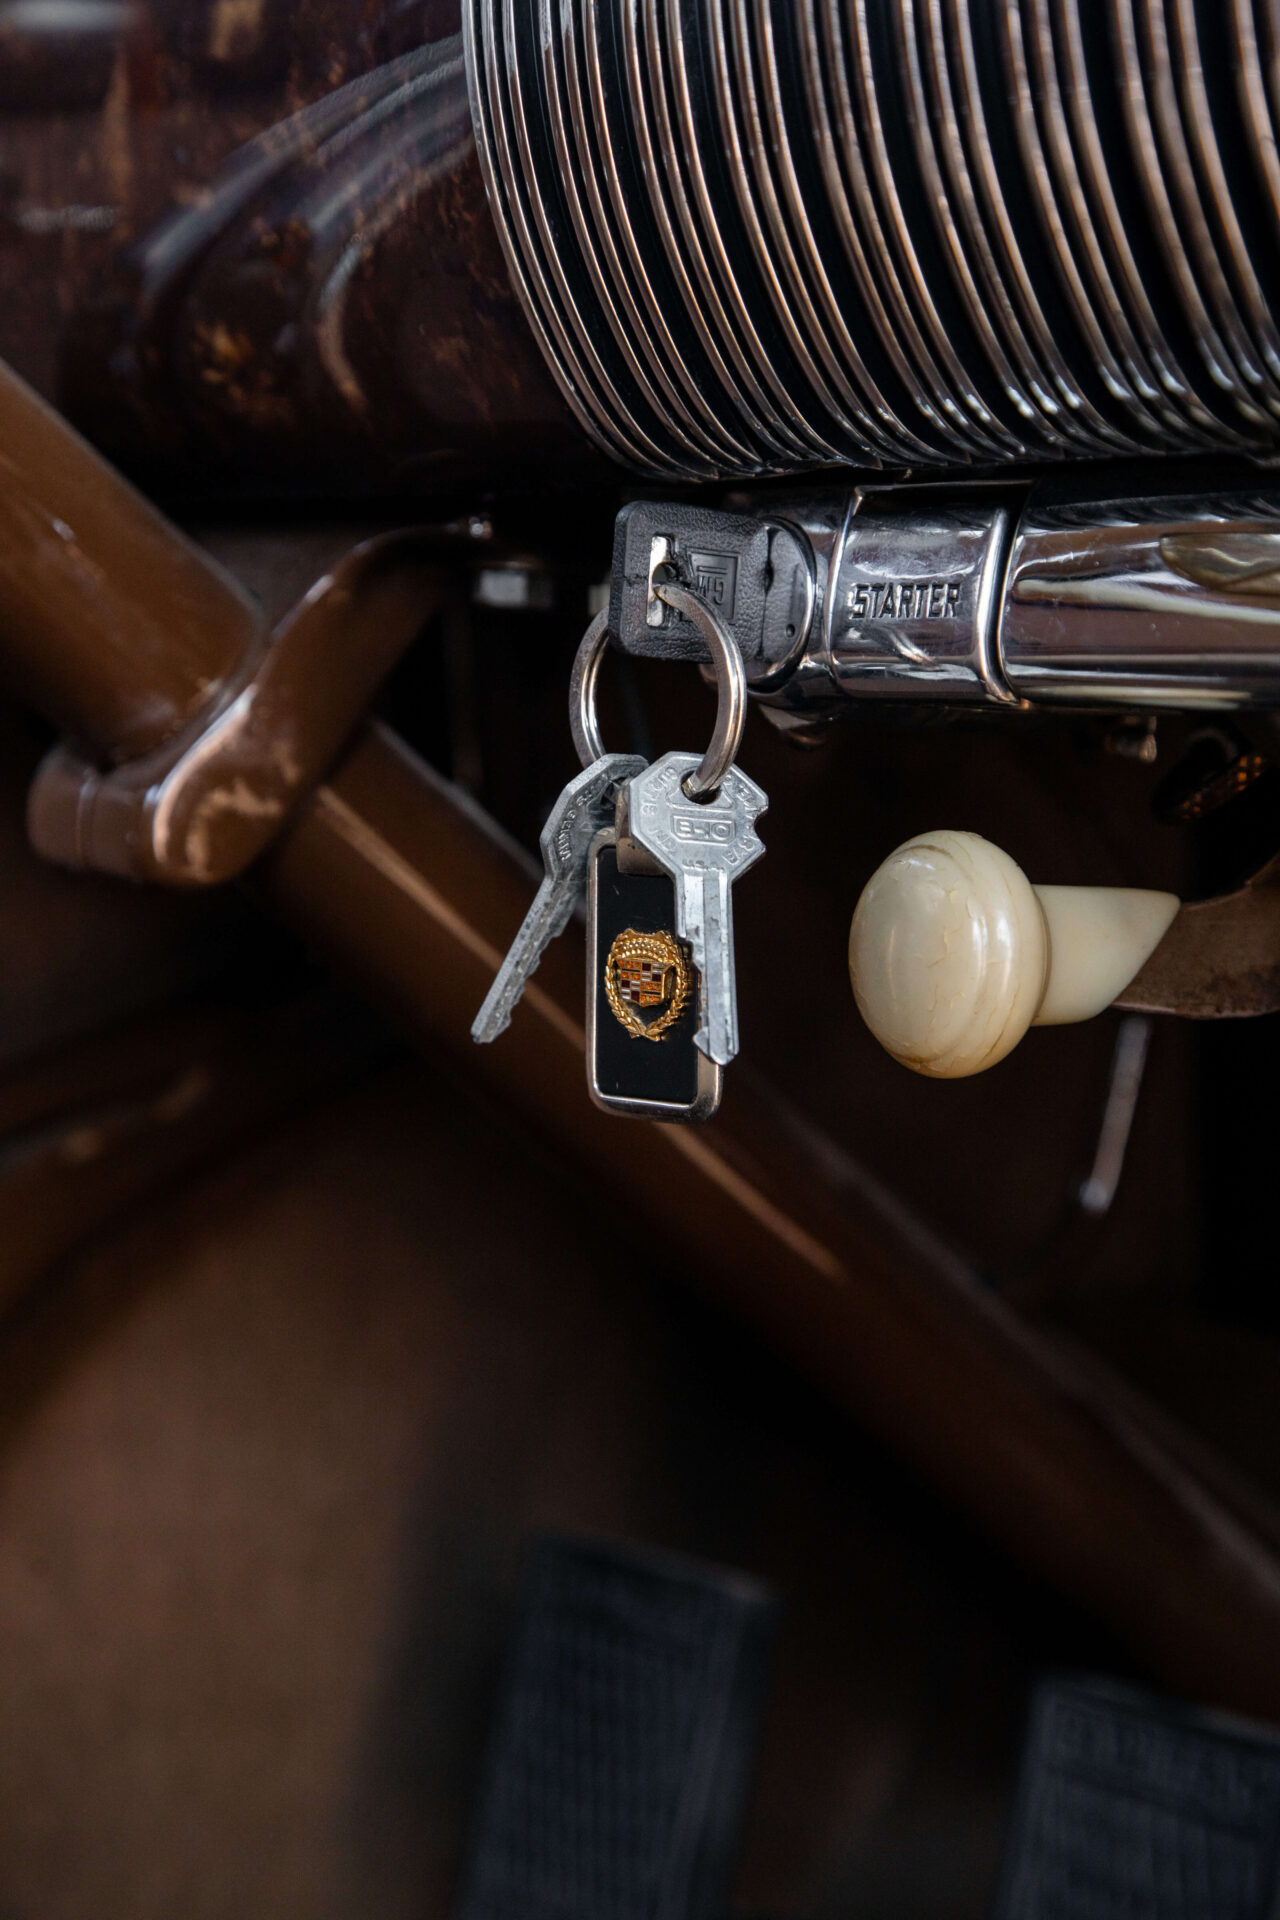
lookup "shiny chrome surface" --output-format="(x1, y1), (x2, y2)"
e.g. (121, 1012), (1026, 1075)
(494, 0), (674, 471)
(1115, 0), (1269, 422)
(744, 482), (1280, 717)
(463, 0), (625, 461)
(552, 0), (748, 467)
(569, 610), (613, 769)
(658, 0), (844, 462)
(533, 0), (723, 471)
(749, 0), (947, 459)
(842, 0), (1018, 458)
(1001, 488), (1280, 708)
(824, 489), (1019, 704)
(895, 0), (1052, 448)
(712, 0), (927, 460)
(794, 0), (973, 456)
(1167, 0), (1280, 405)
(466, 0), (1280, 477)
(1053, 0), (1228, 440)
(1001, 0), (1180, 443)
(621, 0), (806, 464)
(942, 0), (1131, 456)
(569, 0), (754, 466)
(651, 583), (749, 796)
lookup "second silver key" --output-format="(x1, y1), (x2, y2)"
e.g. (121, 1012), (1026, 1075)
(472, 752), (645, 1043)
(627, 751), (767, 1067)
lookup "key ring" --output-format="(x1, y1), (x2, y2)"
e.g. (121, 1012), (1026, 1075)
(569, 587), (747, 798)
(569, 610), (612, 769)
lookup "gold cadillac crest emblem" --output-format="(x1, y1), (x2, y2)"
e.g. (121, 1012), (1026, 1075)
(604, 928), (691, 1041)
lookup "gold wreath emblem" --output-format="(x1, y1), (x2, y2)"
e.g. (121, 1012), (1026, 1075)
(604, 928), (691, 1041)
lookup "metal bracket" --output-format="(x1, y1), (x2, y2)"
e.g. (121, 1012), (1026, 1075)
(1116, 853), (1280, 1016)
(28, 533), (445, 887)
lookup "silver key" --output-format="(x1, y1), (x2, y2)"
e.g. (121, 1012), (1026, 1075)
(472, 753), (646, 1043)
(626, 751), (767, 1067)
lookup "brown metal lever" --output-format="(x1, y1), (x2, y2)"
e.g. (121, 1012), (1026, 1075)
(1116, 854), (1280, 1016)
(0, 357), (444, 888)
(27, 532), (446, 886)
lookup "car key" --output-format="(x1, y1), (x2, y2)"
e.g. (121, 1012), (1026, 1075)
(626, 752), (768, 1067)
(472, 751), (645, 1043)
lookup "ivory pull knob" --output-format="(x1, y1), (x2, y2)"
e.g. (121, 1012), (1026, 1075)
(848, 830), (1179, 1078)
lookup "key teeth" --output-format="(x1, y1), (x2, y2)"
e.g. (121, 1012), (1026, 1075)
(472, 975), (522, 1044)
(471, 1004), (510, 1045)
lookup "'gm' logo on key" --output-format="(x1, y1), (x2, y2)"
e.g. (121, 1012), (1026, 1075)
(672, 811), (734, 844)
(689, 550), (737, 618)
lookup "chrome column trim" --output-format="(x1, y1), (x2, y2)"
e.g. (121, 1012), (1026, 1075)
(465, 0), (1280, 477)
(1001, 488), (1280, 708)
(1004, 0), (1185, 443)
(743, 482), (1280, 718)
(557, 0), (754, 466)
(533, 0), (725, 471)
(494, 0), (687, 472)
(945, 0), (1140, 455)
(790, 0), (978, 457)
(657, 0), (848, 461)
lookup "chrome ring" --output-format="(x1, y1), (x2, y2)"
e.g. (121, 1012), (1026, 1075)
(570, 609), (611, 767)
(570, 589), (747, 797)
(654, 581), (746, 797)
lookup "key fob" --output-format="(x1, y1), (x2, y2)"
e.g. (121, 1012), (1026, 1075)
(586, 823), (722, 1124)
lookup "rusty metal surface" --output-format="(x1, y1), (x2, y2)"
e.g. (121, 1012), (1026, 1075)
(0, 0), (415, 396)
(1117, 854), (1280, 1016)
(0, 6), (603, 499)
(0, 2), (457, 382)
(61, 37), (593, 497)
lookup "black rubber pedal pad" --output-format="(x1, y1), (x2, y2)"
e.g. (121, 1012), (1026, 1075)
(453, 1535), (778, 1920)
(997, 1675), (1280, 1919)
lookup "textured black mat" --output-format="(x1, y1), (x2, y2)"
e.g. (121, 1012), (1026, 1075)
(453, 1535), (777, 1920)
(997, 1676), (1280, 1919)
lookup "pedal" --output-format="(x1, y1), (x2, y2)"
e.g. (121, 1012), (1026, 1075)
(998, 1676), (1280, 1919)
(452, 1535), (777, 1920)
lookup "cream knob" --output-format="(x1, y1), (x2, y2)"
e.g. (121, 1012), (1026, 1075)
(848, 830), (1179, 1078)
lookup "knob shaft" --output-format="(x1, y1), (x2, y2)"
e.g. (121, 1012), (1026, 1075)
(849, 831), (1179, 1078)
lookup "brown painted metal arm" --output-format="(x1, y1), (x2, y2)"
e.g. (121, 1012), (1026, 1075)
(0, 356), (445, 885)
(26, 534), (447, 885)
(1116, 854), (1280, 1015)
(0, 360), (255, 761)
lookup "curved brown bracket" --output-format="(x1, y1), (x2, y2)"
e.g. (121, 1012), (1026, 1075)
(27, 534), (445, 887)
(1116, 854), (1280, 1016)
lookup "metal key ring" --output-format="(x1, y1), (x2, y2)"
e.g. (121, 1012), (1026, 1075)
(569, 589), (747, 798)
(569, 609), (611, 768)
